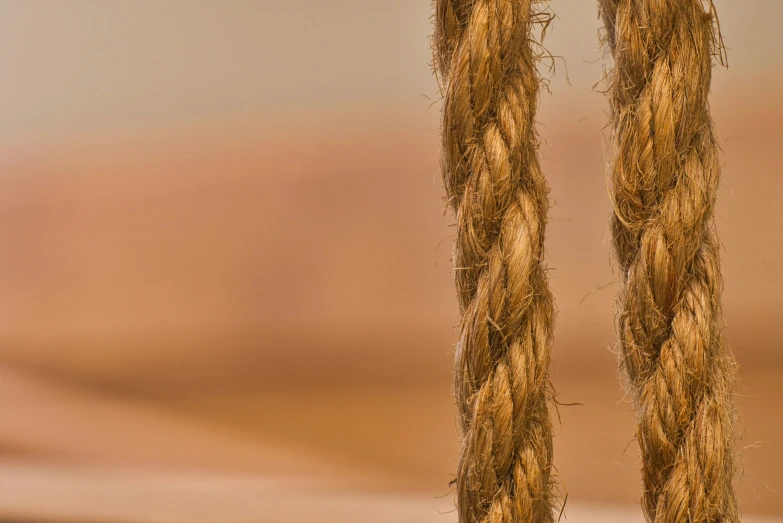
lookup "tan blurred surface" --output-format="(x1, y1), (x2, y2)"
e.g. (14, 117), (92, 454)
(0, 0), (781, 521)
(2, 462), (783, 523)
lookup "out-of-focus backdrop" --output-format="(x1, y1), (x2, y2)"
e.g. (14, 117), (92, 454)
(0, 1), (781, 521)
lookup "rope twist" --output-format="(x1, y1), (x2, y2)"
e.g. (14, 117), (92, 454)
(600, 1), (739, 521)
(435, 1), (558, 521)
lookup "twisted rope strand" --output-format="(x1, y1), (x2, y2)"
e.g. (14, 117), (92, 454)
(434, 1), (557, 521)
(600, 1), (739, 521)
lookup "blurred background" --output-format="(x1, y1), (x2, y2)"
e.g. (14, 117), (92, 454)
(0, 1), (781, 521)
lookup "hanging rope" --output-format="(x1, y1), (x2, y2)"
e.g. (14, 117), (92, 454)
(599, 1), (739, 521)
(434, 1), (558, 521)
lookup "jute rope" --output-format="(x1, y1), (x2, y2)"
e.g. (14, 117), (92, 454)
(434, 1), (558, 521)
(600, 1), (739, 521)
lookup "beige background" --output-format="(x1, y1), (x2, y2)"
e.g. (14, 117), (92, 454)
(0, 1), (781, 521)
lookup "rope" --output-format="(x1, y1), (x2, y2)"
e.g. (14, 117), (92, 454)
(434, 1), (558, 521)
(599, 1), (739, 521)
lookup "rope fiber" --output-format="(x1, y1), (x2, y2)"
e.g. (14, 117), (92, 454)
(599, 1), (739, 521)
(434, 1), (558, 521)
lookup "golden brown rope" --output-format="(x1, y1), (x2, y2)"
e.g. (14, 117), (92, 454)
(434, 1), (558, 521)
(599, 1), (739, 521)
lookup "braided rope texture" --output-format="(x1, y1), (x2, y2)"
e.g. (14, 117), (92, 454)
(434, 1), (558, 521)
(600, 1), (739, 521)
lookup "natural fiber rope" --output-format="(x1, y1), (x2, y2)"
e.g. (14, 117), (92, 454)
(434, 1), (558, 521)
(599, 1), (739, 521)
